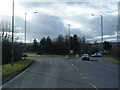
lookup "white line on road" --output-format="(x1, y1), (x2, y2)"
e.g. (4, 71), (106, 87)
(83, 77), (87, 79)
(90, 82), (98, 90)
(71, 64), (74, 66)
(50, 61), (52, 64)
(79, 73), (83, 76)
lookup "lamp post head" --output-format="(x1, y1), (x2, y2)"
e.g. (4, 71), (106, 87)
(68, 24), (70, 26)
(91, 14), (94, 16)
(34, 12), (37, 13)
(91, 14), (102, 17)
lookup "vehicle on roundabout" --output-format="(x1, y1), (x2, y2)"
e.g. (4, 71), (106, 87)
(81, 54), (90, 60)
(91, 52), (102, 57)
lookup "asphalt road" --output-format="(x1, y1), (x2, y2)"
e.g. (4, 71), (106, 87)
(2, 56), (119, 88)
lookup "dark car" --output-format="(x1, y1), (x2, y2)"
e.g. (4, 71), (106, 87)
(81, 54), (90, 60)
(22, 53), (28, 57)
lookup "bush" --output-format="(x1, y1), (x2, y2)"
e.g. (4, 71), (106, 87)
(2, 40), (12, 64)
(2, 39), (24, 64)
(111, 46), (120, 60)
(13, 42), (24, 61)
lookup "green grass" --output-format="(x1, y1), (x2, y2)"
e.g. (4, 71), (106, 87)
(28, 54), (64, 57)
(103, 57), (120, 64)
(1, 58), (33, 81)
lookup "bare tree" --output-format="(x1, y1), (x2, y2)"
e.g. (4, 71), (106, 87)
(0, 20), (11, 41)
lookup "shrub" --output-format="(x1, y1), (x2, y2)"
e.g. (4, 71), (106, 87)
(2, 39), (24, 64)
(111, 46), (120, 60)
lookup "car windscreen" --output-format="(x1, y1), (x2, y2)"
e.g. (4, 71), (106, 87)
(83, 54), (89, 56)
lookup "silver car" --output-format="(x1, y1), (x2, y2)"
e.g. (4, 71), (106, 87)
(81, 54), (90, 60)
(91, 52), (102, 57)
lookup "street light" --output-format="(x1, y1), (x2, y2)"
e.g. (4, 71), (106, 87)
(11, 0), (14, 66)
(117, 25), (119, 46)
(24, 12), (37, 59)
(67, 24), (70, 56)
(112, 25), (119, 46)
(91, 14), (104, 54)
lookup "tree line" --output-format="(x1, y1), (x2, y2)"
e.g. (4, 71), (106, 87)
(1, 20), (120, 65)
(31, 34), (113, 55)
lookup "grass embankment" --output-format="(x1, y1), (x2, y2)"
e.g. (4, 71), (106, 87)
(28, 54), (64, 57)
(103, 57), (120, 64)
(1, 58), (33, 82)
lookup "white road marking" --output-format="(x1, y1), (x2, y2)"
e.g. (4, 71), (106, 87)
(90, 82), (98, 89)
(71, 64), (74, 66)
(92, 84), (97, 89)
(50, 61), (52, 64)
(83, 77), (87, 79)
(79, 73), (83, 76)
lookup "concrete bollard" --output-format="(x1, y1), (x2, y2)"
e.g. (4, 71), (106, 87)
(76, 54), (79, 58)
(66, 55), (68, 59)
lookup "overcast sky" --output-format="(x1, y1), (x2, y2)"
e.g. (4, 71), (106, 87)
(0, 0), (119, 43)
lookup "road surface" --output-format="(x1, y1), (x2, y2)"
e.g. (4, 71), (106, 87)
(2, 56), (118, 88)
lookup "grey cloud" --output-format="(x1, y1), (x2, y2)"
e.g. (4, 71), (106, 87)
(15, 16), (25, 33)
(18, 2), (55, 9)
(26, 14), (66, 39)
(0, 1), (118, 43)
(71, 12), (117, 37)
(70, 28), (94, 40)
(0, 15), (11, 22)
(103, 15), (117, 35)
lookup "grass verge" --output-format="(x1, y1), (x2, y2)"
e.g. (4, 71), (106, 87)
(28, 54), (64, 57)
(1, 58), (33, 83)
(103, 57), (120, 64)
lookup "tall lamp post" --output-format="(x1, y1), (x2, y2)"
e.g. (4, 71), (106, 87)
(112, 25), (119, 46)
(68, 24), (70, 56)
(116, 25), (119, 46)
(91, 14), (104, 54)
(100, 15), (104, 52)
(24, 12), (37, 59)
(24, 12), (27, 60)
(11, 0), (14, 66)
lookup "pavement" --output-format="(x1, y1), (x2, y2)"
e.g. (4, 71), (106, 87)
(2, 56), (119, 88)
